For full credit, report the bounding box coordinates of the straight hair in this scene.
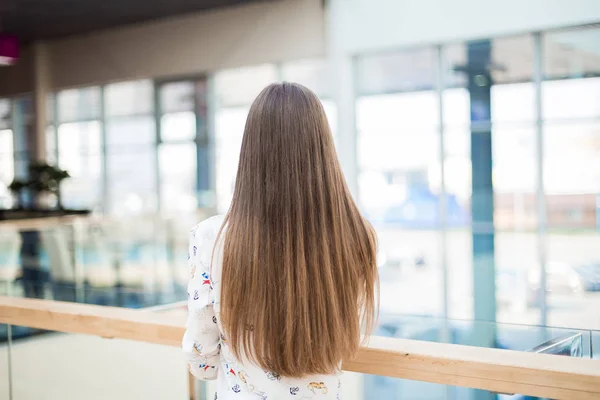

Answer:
[218,82,379,378]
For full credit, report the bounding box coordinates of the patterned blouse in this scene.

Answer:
[182,215,342,400]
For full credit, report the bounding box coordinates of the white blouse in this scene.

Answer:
[182,215,342,400]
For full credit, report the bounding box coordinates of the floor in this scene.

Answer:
[0,333,189,400]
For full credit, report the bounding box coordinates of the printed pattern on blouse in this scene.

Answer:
[182,215,343,399]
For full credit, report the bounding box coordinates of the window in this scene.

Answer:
[57,121,103,210]
[57,87,101,123]
[157,79,208,214]
[541,26,600,330]
[105,80,153,117]
[104,80,157,215]
[104,115,156,215]
[356,47,443,317]
[54,87,102,210]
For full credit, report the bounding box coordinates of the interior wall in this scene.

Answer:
[0,46,34,97]
[0,0,325,95]
[330,0,600,54]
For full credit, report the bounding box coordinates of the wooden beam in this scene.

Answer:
[1,296,599,399]
[0,216,83,230]
[0,296,185,347]
[343,336,600,400]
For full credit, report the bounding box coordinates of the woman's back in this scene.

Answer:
[183,83,378,399]
[184,215,342,399]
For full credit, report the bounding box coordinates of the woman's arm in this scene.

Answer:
[182,227,220,380]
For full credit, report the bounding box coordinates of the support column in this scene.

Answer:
[467,40,497,325]
[467,40,497,400]
[195,78,212,209]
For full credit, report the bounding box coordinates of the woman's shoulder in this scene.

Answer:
[190,214,226,247]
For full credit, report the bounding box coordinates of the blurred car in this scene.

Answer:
[572,263,600,291]
[525,261,599,307]
[528,262,584,295]
[378,248,426,269]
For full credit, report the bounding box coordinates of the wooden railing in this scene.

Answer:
[1,296,600,400]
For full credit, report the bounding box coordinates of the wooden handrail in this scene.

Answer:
[0,215,85,230]
[1,296,599,399]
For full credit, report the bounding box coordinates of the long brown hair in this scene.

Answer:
[219,82,378,378]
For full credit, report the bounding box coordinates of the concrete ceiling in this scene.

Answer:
[0,0,275,43]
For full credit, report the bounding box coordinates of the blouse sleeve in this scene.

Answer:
[182,226,220,380]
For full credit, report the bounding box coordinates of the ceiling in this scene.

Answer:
[0,0,272,43]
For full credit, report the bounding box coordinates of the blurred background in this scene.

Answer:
[0,0,599,399]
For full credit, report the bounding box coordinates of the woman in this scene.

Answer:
[183,82,379,399]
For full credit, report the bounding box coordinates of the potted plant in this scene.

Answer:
[29,162,70,209]
[8,179,28,209]
[7,163,70,210]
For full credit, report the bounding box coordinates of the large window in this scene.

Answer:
[157,80,206,214]
[441,37,538,323]
[104,80,157,215]
[356,47,444,317]
[355,27,600,331]
[542,26,600,329]
[56,87,103,211]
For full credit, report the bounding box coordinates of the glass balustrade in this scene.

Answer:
[1,299,597,400]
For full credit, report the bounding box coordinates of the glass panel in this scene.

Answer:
[105,80,154,117]
[215,64,278,107]
[543,122,600,330]
[215,107,248,213]
[357,46,442,316]
[105,115,155,147]
[357,91,440,130]
[442,88,469,126]
[46,125,57,164]
[161,111,196,142]
[442,37,537,325]
[594,330,600,359]
[160,81,195,113]
[6,217,184,306]
[57,86,101,122]
[542,78,600,120]
[159,143,197,214]
[57,121,103,210]
[542,27,600,332]
[104,116,157,215]
[445,35,534,86]
[492,83,535,123]
[544,122,599,200]
[544,26,600,80]
[106,147,157,215]
[281,59,331,98]
[357,48,437,95]
[0,129,14,180]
